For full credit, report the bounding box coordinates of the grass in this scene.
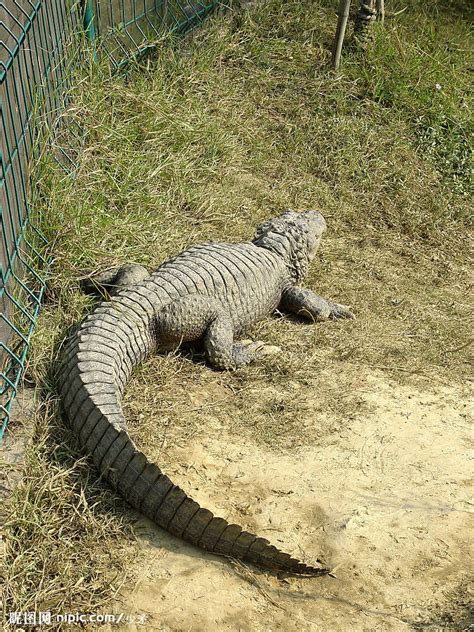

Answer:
[2,401,135,616]
[4,0,472,622]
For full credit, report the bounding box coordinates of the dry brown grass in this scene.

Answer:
[2,399,137,620]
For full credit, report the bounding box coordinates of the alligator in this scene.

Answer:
[58,211,354,576]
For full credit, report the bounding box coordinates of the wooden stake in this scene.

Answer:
[376,0,385,23]
[332,0,352,70]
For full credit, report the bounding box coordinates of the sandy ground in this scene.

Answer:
[103,372,473,631]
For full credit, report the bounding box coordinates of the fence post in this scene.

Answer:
[83,0,96,42]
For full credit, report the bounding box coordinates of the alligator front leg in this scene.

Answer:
[280,286,355,322]
[155,295,265,370]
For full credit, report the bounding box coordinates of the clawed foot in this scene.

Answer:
[329,302,355,320]
[234,340,281,366]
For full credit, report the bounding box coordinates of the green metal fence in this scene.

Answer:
[0,0,220,439]
[90,1,217,68]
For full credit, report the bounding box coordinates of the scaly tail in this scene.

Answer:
[59,303,329,576]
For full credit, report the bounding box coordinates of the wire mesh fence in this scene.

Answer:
[0,0,220,438]
[90,1,217,68]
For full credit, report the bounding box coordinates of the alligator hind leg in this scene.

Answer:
[81,264,150,296]
[204,314,265,370]
[155,295,266,370]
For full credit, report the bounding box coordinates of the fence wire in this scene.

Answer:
[90,1,217,68]
[0,0,220,438]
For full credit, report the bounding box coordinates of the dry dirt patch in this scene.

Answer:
[108,372,472,631]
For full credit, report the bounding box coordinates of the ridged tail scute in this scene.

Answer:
[59,310,329,577]
[97,428,329,576]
